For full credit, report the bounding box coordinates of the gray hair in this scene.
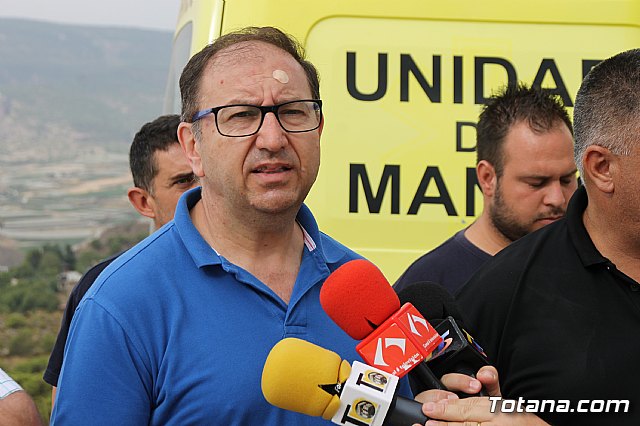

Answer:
[573,49,640,175]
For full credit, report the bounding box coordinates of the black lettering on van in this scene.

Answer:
[582,59,601,80]
[453,56,463,104]
[466,167,481,216]
[532,58,572,107]
[400,54,441,103]
[346,52,388,101]
[474,57,517,104]
[456,121,477,152]
[408,167,457,216]
[349,164,400,214]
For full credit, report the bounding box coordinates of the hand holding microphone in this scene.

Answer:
[261,337,431,426]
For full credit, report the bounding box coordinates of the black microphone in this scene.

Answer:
[397,282,490,396]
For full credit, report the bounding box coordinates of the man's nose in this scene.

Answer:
[255,112,287,151]
[544,181,567,207]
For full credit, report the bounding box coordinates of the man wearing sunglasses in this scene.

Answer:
[51,27,403,425]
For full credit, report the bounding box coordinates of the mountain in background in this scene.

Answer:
[0,18,173,157]
[0,19,175,255]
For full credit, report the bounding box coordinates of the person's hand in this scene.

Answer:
[441,366,501,397]
[414,366,501,405]
[415,389,461,404]
[413,366,548,426]
[418,396,549,426]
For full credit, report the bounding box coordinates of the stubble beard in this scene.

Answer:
[489,181,565,243]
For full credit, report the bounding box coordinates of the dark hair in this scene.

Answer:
[179,26,320,129]
[574,48,640,175]
[476,83,573,176]
[129,114,181,193]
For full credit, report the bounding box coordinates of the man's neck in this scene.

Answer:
[464,212,511,256]
[583,204,640,283]
[191,195,304,304]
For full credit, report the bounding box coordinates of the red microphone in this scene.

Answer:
[320,259,444,387]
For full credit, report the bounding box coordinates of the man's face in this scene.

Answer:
[488,121,578,242]
[185,42,322,216]
[148,143,197,228]
[613,145,640,232]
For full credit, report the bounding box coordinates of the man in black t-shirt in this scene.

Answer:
[449,49,640,425]
[395,85,578,295]
[44,115,197,404]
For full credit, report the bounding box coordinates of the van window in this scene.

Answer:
[163,22,193,114]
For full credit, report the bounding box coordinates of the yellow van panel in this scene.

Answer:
[170,0,640,282]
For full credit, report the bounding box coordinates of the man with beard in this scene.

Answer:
[448,48,640,426]
[394,84,578,295]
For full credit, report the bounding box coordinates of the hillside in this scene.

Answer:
[0,18,173,155]
[0,19,174,249]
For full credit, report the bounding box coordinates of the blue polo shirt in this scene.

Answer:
[52,188,388,425]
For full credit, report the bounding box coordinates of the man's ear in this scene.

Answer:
[476,160,497,197]
[582,145,615,194]
[178,122,204,177]
[127,187,156,220]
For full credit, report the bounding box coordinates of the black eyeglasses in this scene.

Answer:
[191,99,323,137]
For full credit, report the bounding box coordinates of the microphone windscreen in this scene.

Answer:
[396,281,462,322]
[320,259,400,340]
[261,338,349,419]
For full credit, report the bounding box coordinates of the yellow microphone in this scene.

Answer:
[261,337,350,420]
[261,338,429,426]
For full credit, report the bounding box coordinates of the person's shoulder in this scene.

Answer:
[394,231,469,283]
[296,204,360,264]
[456,219,567,301]
[69,253,121,301]
[86,224,179,300]
[317,231,363,265]
[417,231,472,262]
[488,217,567,267]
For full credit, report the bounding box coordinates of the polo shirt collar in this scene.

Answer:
[174,187,348,268]
[295,203,348,264]
[567,185,609,267]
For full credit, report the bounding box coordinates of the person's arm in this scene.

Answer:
[46,257,117,411]
[0,370,43,426]
[50,299,152,425]
[0,391,43,426]
[46,287,82,412]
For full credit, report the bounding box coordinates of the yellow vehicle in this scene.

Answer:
[163,0,640,282]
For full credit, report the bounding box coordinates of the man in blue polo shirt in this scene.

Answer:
[51,27,410,425]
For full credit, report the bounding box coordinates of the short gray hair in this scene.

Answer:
[573,49,640,175]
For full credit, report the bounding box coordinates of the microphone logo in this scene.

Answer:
[334,361,399,426]
[373,337,406,366]
[407,313,429,336]
[356,303,443,377]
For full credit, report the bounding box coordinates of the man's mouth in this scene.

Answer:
[538,215,563,222]
[252,164,292,174]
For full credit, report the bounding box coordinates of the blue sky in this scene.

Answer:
[0,0,178,31]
